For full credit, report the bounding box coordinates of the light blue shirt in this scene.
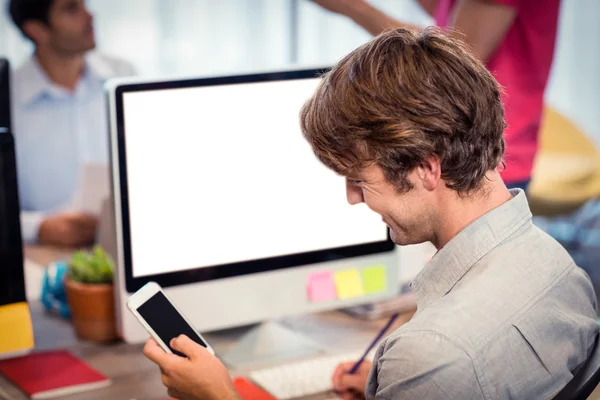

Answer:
[10,53,134,243]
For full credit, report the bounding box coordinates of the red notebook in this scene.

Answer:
[0,350,110,399]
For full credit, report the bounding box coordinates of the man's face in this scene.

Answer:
[345,164,435,246]
[45,0,95,55]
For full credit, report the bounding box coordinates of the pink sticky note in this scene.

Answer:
[307,271,337,302]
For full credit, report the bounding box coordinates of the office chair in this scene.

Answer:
[554,335,600,400]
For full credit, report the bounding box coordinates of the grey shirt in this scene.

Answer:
[366,189,599,400]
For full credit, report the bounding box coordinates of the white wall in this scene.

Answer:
[2,0,598,135]
[545,0,600,150]
[0,0,429,76]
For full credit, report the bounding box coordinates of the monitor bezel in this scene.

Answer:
[0,57,27,306]
[113,68,395,293]
[0,59,10,131]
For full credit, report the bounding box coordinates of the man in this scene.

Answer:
[314,0,600,323]
[9,0,134,247]
[142,29,599,399]
[310,0,561,192]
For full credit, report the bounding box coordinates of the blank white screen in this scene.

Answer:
[123,78,387,277]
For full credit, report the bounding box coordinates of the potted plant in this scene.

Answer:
[64,246,118,342]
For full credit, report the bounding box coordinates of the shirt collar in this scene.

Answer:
[410,188,532,309]
[84,52,121,81]
[16,53,116,106]
[16,56,61,106]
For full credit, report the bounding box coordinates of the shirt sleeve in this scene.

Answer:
[113,59,137,77]
[20,211,45,244]
[121,60,137,76]
[370,331,484,400]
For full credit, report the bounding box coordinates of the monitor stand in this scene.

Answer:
[218,321,326,369]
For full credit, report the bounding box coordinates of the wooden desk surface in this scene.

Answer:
[0,303,413,400]
[0,246,414,400]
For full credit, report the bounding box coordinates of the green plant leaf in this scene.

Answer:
[67,245,114,284]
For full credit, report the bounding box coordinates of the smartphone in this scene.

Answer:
[127,281,214,357]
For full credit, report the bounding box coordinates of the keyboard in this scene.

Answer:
[248,351,372,399]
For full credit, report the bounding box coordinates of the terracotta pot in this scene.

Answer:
[64,278,118,342]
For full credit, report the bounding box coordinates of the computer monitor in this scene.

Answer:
[0,57,34,358]
[106,68,398,365]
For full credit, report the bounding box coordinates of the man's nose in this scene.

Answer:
[346,181,364,205]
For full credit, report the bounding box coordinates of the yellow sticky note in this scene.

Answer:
[362,265,387,294]
[334,269,364,299]
[0,302,34,355]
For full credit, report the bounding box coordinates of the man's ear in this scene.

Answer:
[22,20,50,46]
[416,155,441,190]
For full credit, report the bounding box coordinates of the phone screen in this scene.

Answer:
[137,291,208,357]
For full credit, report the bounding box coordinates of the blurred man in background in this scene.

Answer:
[311,0,561,192]
[9,0,134,247]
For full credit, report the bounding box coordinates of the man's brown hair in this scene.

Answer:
[300,27,506,194]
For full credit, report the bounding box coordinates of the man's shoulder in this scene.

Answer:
[11,56,36,82]
[377,326,477,377]
[383,327,470,358]
[9,56,45,108]
[486,216,573,267]
[397,252,592,351]
[382,296,598,399]
[369,328,482,398]
[86,52,136,78]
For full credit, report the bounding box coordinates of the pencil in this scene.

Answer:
[349,312,399,374]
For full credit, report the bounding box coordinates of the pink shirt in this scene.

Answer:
[435,0,560,183]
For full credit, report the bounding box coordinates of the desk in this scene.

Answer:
[8,246,600,400]
[0,246,415,400]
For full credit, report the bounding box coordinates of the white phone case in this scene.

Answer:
[126,281,215,355]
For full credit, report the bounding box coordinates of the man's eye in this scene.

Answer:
[64,1,79,13]
[348,179,362,186]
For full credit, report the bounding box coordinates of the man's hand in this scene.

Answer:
[38,212,98,247]
[332,361,371,400]
[143,335,240,400]
[310,0,367,17]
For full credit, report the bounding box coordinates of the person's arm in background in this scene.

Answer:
[310,0,516,63]
[418,0,440,18]
[20,211,46,245]
[449,0,516,62]
[16,159,98,247]
[21,211,97,247]
[310,0,423,34]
